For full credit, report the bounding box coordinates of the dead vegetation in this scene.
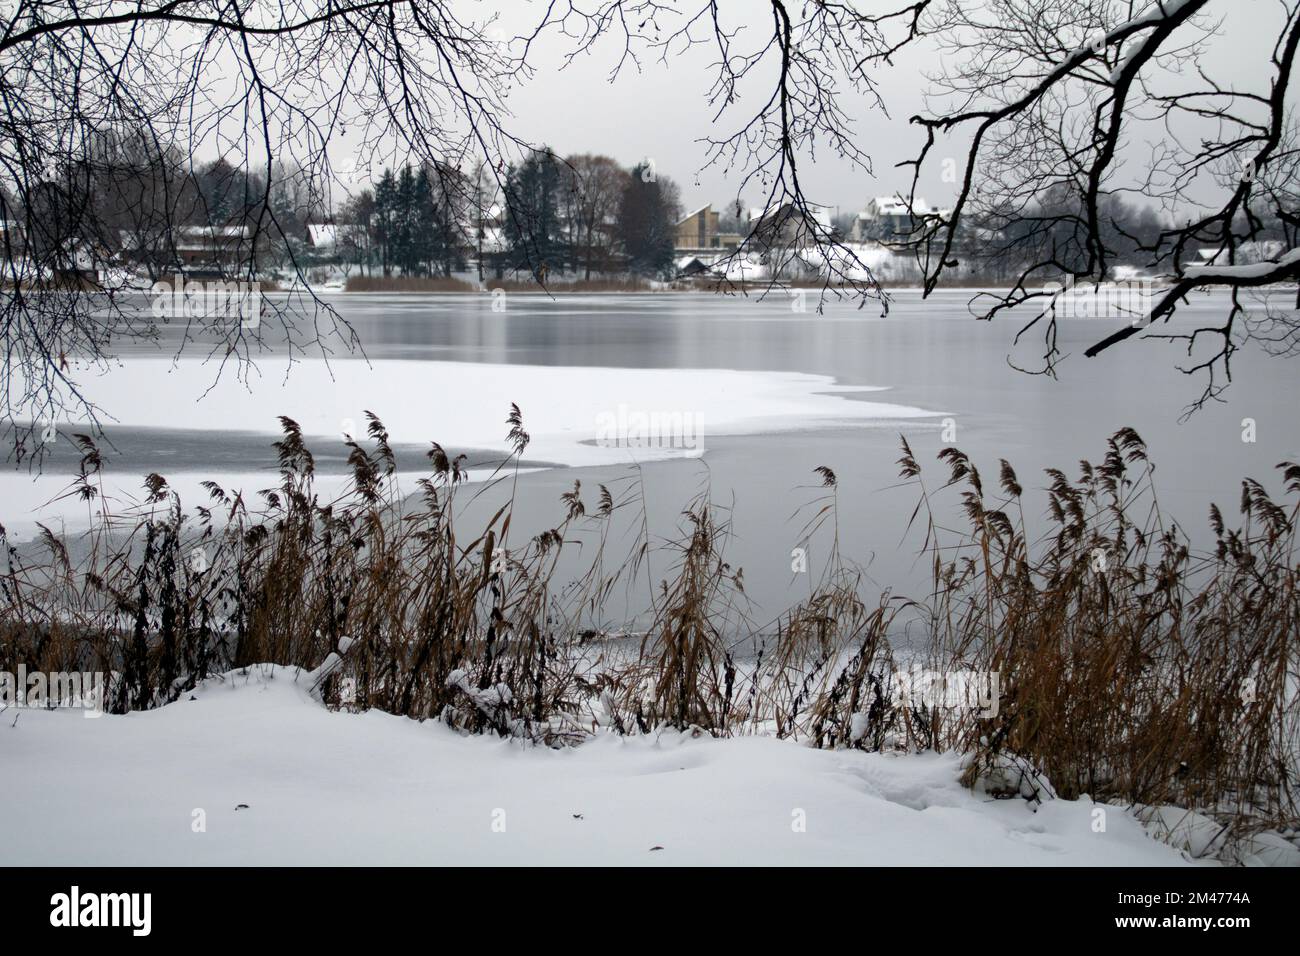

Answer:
[2,414,1296,843]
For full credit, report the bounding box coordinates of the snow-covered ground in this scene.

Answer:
[0,665,1211,866]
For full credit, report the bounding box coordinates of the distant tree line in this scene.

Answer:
[934,185,1238,282]
[497,151,682,281]
[0,130,323,278]
[13,136,1278,290]
[1,136,687,284]
[336,149,682,282]
[335,164,469,278]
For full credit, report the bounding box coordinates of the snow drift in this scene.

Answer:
[0,665,1218,866]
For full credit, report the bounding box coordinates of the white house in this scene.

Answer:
[850,196,951,242]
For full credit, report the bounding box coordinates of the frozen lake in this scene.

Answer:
[5,288,1297,617]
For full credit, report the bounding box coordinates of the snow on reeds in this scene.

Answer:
[2,412,1296,843]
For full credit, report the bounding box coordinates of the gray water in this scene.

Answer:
[17,288,1300,622]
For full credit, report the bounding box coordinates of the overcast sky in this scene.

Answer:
[482,0,1271,217]
[254,0,1278,218]
[492,0,934,217]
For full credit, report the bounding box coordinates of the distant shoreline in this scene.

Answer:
[325,279,1168,294]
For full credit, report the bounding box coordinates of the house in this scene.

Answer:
[307,222,369,256]
[675,204,721,251]
[746,202,832,250]
[1186,241,1287,270]
[307,223,339,252]
[674,205,745,259]
[174,225,253,266]
[0,219,23,254]
[119,224,255,271]
[850,196,951,242]
[674,254,716,277]
[42,237,114,284]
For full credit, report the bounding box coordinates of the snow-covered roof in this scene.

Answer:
[308,223,337,248]
[676,204,713,225]
[1193,240,1286,264]
[865,196,925,218]
[1186,245,1298,279]
[479,226,508,254]
[748,203,832,228]
[674,253,721,271]
[178,225,251,239]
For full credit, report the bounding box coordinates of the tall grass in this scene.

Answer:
[893,431,1299,822]
[2,415,1296,840]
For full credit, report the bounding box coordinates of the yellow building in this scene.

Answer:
[675,204,721,251]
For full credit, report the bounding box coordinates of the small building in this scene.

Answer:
[118,224,255,272]
[175,225,253,266]
[44,238,113,284]
[746,203,832,251]
[307,222,369,257]
[1186,241,1287,270]
[676,204,721,251]
[307,223,339,253]
[0,219,23,254]
[674,254,715,277]
[851,196,950,242]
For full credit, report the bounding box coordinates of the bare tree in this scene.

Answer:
[561,154,627,280]
[2,1,920,452]
[27,0,1265,451]
[0,0,531,452]
[542,1,927,300]
[896,0,1300,410]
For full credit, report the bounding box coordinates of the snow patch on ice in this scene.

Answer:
[1,358,942,535]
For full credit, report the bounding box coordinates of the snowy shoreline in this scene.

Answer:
[0,665,1207,866]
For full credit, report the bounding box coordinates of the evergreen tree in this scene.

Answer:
[374,168,397,276]
[395,165,416,275]
[617,163,680,277]
[195,157,252,226]
[409,166,436,275]
[503,148,566,280]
